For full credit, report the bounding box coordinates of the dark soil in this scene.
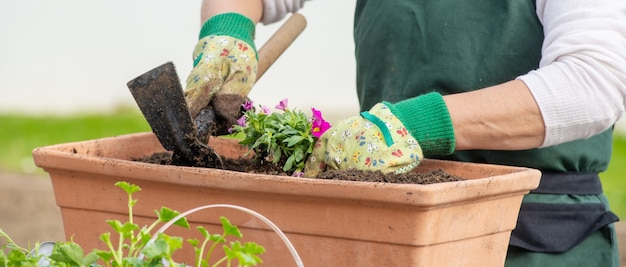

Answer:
[317,168,465,184]
[133,152,466,185]
[168,134,224,168]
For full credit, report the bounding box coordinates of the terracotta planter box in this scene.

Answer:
[32,132,540,267]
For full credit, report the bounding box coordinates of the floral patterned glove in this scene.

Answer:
[184,13,258,121]
[304,103,423,177]
[304,92,456,178]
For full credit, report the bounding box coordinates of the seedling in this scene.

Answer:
[0,181,265,267]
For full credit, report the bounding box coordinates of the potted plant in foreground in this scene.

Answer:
[1,181,302,266]
[32,99,541,266]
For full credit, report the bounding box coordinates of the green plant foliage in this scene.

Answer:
[0,182,264,267]
[230,99,330,175]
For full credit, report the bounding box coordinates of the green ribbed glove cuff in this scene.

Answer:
[199,13,256,51]
[384,92,455,156]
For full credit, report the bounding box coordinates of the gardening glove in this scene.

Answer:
[304,92,455,178]
[184,13,258,138]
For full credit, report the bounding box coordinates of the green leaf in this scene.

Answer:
[157,207,190,229]
[284,135,304,147]
[141,238,169,259]
[0,250,7,265]
[197,226,210,238]
[99,232,111,243]
[187,238,200,247]
[107,220,139,238]
[115,181,142,195]
[281,128,300,136]
[306,136,315,153]
[95,249,114,262]
[106,220,123,233]
[6,249,28,265]
[223,241,264,266]
[220,217,242,238]
[239,136,257,146]
[210,233,226,243]
[83,250,101,266]
[123,256,146,266]
[141,233,183,265]
[250,138,266,152]
[270,145,282,164]
[294,146,305,162]
[137,230,153,248]
[283,156,295,172]
[242,242,265,256]
[49,242,86,265]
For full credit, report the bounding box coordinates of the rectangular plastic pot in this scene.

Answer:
[32,132,541,266]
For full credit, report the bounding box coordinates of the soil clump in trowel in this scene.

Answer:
[194,94,248,140]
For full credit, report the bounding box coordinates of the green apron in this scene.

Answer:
[353,0,619,265]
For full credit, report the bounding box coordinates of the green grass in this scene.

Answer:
[1,111,625,218]
[0,109,150,174]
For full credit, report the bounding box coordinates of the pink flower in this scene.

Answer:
[311,108,331,138]
[237,115,247,127]
[261,105,270,114]
[275,98,288,111]
[242,100,254,111]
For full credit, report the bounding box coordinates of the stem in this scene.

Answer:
[103,237,122,265]
[116,232,125,265]
[196,237,211,267]
[128,197,134,226]
[130,220,161,258]
[211,256,228,267]
[126,193,136,255]
[0,230,27,253]
[205,239,221,265]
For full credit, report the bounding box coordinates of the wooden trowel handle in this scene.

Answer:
[256,13,307,82]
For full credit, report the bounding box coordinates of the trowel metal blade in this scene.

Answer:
[127,61,197,160]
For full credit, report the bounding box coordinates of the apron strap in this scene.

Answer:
[531,172,603,195]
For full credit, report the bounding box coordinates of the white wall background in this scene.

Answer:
[0,0,360,120]
[1,0,624,131]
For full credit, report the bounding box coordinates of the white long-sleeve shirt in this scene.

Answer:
[518,0,626,147]
[262,0,626,148]
[261,0,309,25]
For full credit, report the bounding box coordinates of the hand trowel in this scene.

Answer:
[127,13,306,167]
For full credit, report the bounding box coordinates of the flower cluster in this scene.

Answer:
[230,99,331,176]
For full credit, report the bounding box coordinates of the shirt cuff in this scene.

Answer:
[199,13,256,51]
[384,92,455,156]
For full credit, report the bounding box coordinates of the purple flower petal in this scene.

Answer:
[275,98,288,111]
[237,115,247,127]
[311,108,323,121]
[311,107,331,138]
[242,100,254,111]
[261,105,270,114]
